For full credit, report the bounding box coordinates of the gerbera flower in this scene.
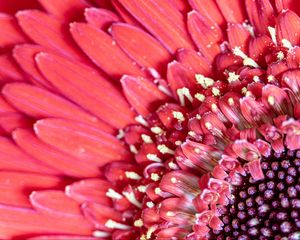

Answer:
[0,0,299,239]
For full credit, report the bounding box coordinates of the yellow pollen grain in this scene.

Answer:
[267,75,275,82]
[175,140,182,146]
[277,51,284,61]
[137,185,147,193]
[227,72,240,83]
[253,76,260,82]
[134,219,143,227]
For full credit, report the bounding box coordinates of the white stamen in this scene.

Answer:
[166,211,176,217]
[129,144,138,154]
[194,93,206,102]
[146,154,162,162]
[146,201,155,208]
[233,47,248,59]
[177,87,193,106]
[188,131,196,137]
[277,51,284,61]
[253,76,260,82]
[134,219,143,227]
[137,185,147,193]
[282,38,293,50]
[233,47,259,68]
[150,126,164,134]
[158,84,172,96]
[151,173,160,181]
[228,98,235,106]
[171,177,177,183]
[268,26,277,45]
[211,103,218,112]
[157,144,175,154]
[116,129,125,139]
[194,148,201,154]
[168,161,178,169]
[125,171,142,180]
[241,87,248,95]
[243,22,255,37]
[141,134,153,143]
[196,114,201,120]
[106,188,122,200]
[122,191,142,208]
[195,74,215,89]
[175,140,182,146]
[135,115,149,127]
[205,122,213,130]
[154,187,162,195]
[105,219,131,230]
[172,111,185,121]
[146,226,156,239]
[267,75,275,82]
[268,95,275,105]
[93,230,110,238]
[227,72,240,83]
[212,87,220,96]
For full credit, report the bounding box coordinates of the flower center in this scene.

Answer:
[208,151,300,240]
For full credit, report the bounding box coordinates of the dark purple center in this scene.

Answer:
[208,150,300,240]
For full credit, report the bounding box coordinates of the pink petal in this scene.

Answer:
[121,75,169,117]
[30,190,83,217]
[85,7,121,29]
[2,82,115,133]
[13,44,54,89]
[0,136,58,174]
[276,10,300,46]
[0,0,41,14]
[247,159,264,180]
[16,10,86,61]
[111,23,172,72]
[168,0,190,13]
[0,171,64,207]
[13,128,103,178]
[232,139,261,162]
[216,0,247,23]
[34,118,131,165]
[0,13,27,49]
[177,48,212,77]
[118,0,195,53]
[227,23,251,52]
[29,236,98,240]
[187,11,222,62]
[0,204,93,238]
[35,52,135,129]
[0,54,26,83]
[38,0,90,21]
[188,0,226,28]
[249,35,274,64]
[275,0,300,16]
[245,0,275,35]
[70,22,145,80]
[66,179,113,206]
[0,95,16,113]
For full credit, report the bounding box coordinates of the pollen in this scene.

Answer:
[150,126,164,134]
[177,87,193,106]
[172,111,185,121]
[194,93,206,102]
[134,219,144,227]
[195,74,215,89]
[268,95,275,105]
[150,173,160,181]
[227,72,240,83]
[125,171,142,180]
[141,134,153,143]
[157,144,175,154]
[146,154,162,162]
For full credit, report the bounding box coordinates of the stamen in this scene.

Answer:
[146,154,162,162]
[93,230,111,237]
[195,74,215,89]
[135,115,149,126]
[233,47,259,68]
[277,51,285,61]
[125,171,142,180]
[177,87,193,106]
[171,177,177,183]
[116,129,125,139]
[106,188,123,200]
[151,173,160,181]
[267,95,275,105]
[154,187,162,195]
[172,111,185,121]
[146,201,155,208]
[175,140,182,146]
[168,161,178,169]
[227,72,240,83]
[157,144,175,154]
[134,219,144,227]
[268,26,277,45]
[282,39,293,50]
[212,87,220,96]
[137,185,147,192]
[122,191,142,208]
[105,219,131,230]
[141,134,153,143]
[194,93,206,102]
[150,126,164,135]
[129,144,138,154]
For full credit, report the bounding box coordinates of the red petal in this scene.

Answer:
[187,11,222,62]
[0,204,92,238]
[0,95,16,113]
[38,0,89,21]
[66,179,112,206]
[13,44,54,89]
[276,10,300,46]
[0,171,64,207]
[275,0,300,16]
[216,0,247,23]
[0,112,32,133]
[169,0,190,13]
[121,75,169,117]
[34,118,131,165]
[232,139,261,162]
[0,54,25,83]
[29,236,97,240]
[35,52,135,129]
[111,23,172,72]
[30,190,83,217]
[70,22,145,80]
[85,7,121,29]
[13,128,103,178]
[188,0,226,28]
[0,136,58,174]
[245,0,275,35]
[177,48,212,77]
[2,83,114,133]
[16,10,85,61]
[247,159,264,180]
[118,0,195,53]
[249,35,274,64]
[0,13,27,49]
[227,23,251,52]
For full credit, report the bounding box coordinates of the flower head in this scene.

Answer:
[0,0,299,239]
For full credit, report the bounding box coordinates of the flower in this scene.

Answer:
[0,0,300,239]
